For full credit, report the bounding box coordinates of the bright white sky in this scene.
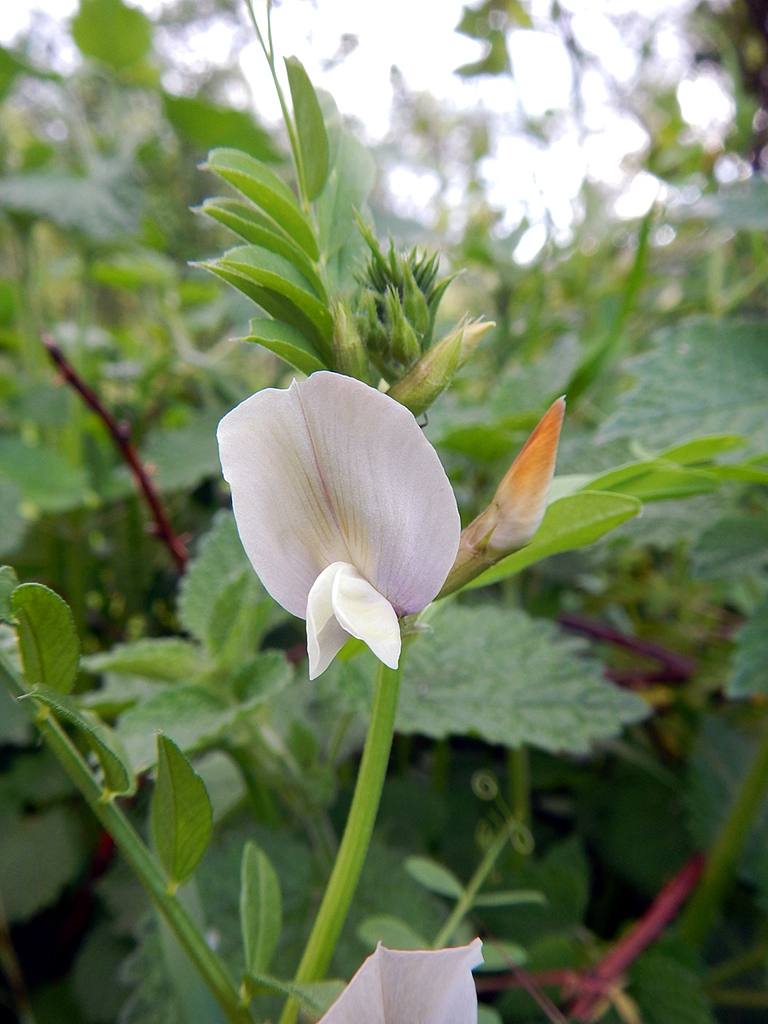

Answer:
[1,0,738,260]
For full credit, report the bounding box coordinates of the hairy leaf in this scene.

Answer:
[398,605,647,753]
[599,319,768,449]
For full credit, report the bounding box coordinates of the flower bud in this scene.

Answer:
[387,325,463,416]
[386,285,421,366]
[486,396,565,553]
[456,317,494,367]
[439,397,565,597]
[333,298,370,381]
[402,259,431,343]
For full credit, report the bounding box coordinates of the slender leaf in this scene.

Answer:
[241,318,326,375]
[203,257,332,360]
[214,245,331,337]
[285,56,330,201]
[467,491,641,590]
[198,198,326,298]
[11,583,79,695]
[22,687,135,796]
[244,972,345,1018]
[203,148,318,259]
[473,890,547,908]
[152,734,213,887]
[404,856,464,899]
[240,840,282,974]
[659,434,746,465]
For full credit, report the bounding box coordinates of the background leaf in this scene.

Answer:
[599,319,768,449]
[398,605,647,753]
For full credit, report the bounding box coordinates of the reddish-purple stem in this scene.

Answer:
[568,852,705,1021]
[476,853,705,1022]
[42,333,188,571]
[559,612,696,687]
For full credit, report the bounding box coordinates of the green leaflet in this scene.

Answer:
[356,915,428,951]
[404,856,464,899]
[12,583,79,695]
[152,734,213,888]
[204,259,332,361]
[467,491,641,589]
[21,687,135,796]
[285,56,330,201]
[212,244,331,338]
[240,841,282,974]
[240,318,326,375]
[202,148,318,259]
[399,605,647,754]
[588,461,720,502]
[198,198,326,299]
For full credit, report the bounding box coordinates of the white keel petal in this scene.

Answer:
[331,564,401,670]
[306,563,351,679]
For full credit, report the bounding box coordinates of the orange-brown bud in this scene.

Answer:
[438,397,566,597]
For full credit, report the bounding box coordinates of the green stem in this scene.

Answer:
[279,661,402,1024]
[508,746,530,827]
[243,0,308,210]
[0,655,253,1024]
[432,824,510,949]
[679,723,768,948]
[508,745,530,870]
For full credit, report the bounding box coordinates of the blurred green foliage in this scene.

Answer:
[4,0,768,1022]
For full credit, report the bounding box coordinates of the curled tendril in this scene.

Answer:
[472,770,499,801]
[510,819,534,856]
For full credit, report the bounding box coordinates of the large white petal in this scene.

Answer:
[319,940,483,1024]
[319,951,385,1024]
[378,940,483,1024]
[217,372,460,618]
[331,563,401,670]
[306,563,352,679]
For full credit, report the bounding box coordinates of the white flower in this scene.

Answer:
[319,940,484,1024]
[217,372,460,679]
